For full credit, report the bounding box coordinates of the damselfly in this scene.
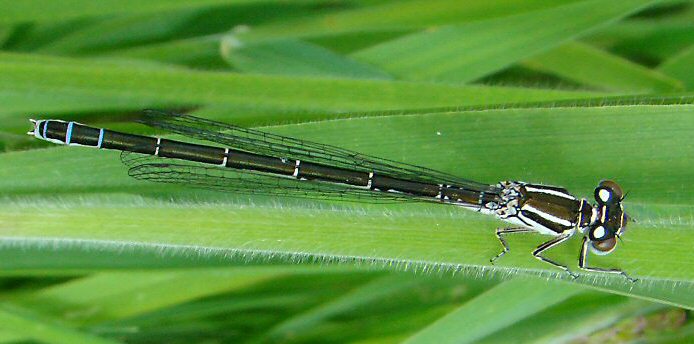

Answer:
[28,110,635,281]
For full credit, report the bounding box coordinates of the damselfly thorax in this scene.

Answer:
[28,111,635,281]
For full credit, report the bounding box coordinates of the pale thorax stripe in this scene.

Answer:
[522,204,574,228]
[515,213,559,235]
[524,186,577,200]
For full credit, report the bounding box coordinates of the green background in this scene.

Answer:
[0,0,693,343]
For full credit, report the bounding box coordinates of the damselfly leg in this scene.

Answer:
[532,233,578,279]
[490,227,535,264]
[492,227,579,279]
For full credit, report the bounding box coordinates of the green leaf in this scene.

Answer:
[243,276,494,343]
[404,278,583,344]
[103,290,339,329]
[643,321,694,343]
[0,238,287,274]
[0,131,43,152]
[352,0,658,82]
[15,266,347,324]
[99,0,648,72]
[34,10,206,55]
[259,274,426,341]
[477,293,661,343]
[1,103,692,308]
[93,271,382,342]
[0,331,24,344]
[1,0,691,340]
[0,52,599,116]
[241,0,578,40]
[32,2,319,55]
[220,37,391,79]
[0,303,118,344]
[0,25,12,47]
[0,0,303,25]
[659,45,694,89]
[590,20,694,63]
[7,18,101,51]
[573,278,694,313]
[523,41,683,92]
[102,35,226,68]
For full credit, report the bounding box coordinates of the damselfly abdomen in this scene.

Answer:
[28,110,635,281]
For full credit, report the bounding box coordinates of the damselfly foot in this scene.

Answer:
[623,273,638,283]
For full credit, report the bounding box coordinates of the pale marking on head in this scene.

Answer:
[600,205,606,223]
[598,188,611,203]
[593,225,606,239]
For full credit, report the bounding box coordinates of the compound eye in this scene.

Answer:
[595,180,624,204]
[590,236,617,255]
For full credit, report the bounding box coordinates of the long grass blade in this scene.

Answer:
[0,0,314,25]
[523,41,683,92]
[1,104,692,308]
[404,278,583,344]
[0,52,600,117]
[352,0,658,82]
[0,303,118,344]
[659,45,694,89]
[220,37,391,79]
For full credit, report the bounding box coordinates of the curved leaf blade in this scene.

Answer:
[353,0,658,82]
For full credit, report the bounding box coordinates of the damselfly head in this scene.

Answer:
[588,180,629,255]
